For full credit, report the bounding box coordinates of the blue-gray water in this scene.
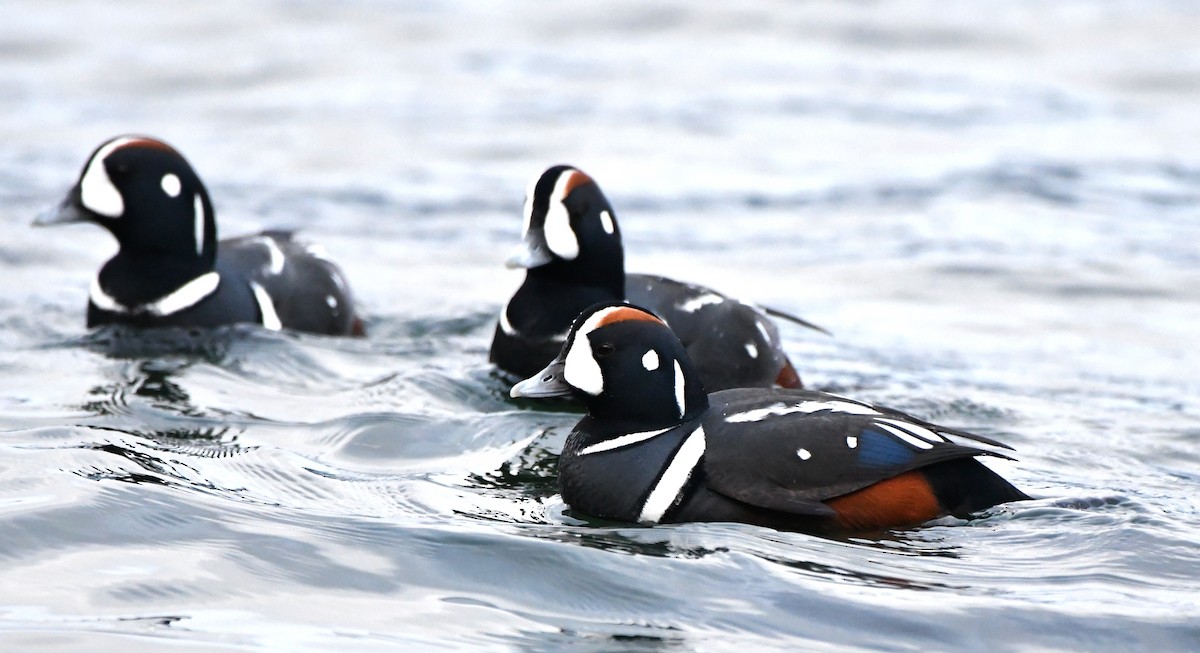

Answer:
[2,1,1199,651]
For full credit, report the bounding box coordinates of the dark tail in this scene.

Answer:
[761,305,833,337]
[922,458,1030,517]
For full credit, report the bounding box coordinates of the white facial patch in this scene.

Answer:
[193,194,206,256]
[642,349,660,371]
[520,171,539,239]
[161,173,181,198]
[673,359,686,418]
[599,209,615,235]
[79,137,135,217]
[543,170,582,260]
[562,306,625,396]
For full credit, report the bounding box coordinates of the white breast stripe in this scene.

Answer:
[638,426,706,524]
[89,271,220,317]
[872,422,935,450]
[250,281,282,330]
[579,427,672,456]
[724,399,879,423]
[499,303,518,336]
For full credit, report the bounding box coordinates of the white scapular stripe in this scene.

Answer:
[678,293,723,313]
[193,194,206,255]
[872,422,935,450]
[724,399,879,423]
[579,427,673,456]
[638,426,706,524]
[250,281,282,330]
[875,418,945,445]
[79,137,135,217]
[90,271,220,317]
[543,170,581,260]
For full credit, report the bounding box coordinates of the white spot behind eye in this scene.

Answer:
[797,448,812,460]
[543,171,580,260]
[161,173,181,197]
[642,349,659,371]
[599,209,615,235]
[79,137,135,218]
[193,194,205,255]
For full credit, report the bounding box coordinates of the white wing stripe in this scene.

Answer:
[874,418,946,444]
[725,399,879,423]
[872,422,935,450]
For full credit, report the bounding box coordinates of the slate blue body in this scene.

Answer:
[513,303,1031,532]
[38,136,362,336]
[491,165,822,391]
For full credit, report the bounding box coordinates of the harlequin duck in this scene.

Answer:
[511,303,1030,532]
[35,136,364,335]
[490,165,827,392]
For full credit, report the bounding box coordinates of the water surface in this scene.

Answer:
[1,1,1198,651]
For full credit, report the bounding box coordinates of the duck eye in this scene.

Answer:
[595,342,615,358]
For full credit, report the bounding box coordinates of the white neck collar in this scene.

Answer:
[90,271,221,317]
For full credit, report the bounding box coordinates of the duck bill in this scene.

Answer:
[510,357,573,399]
[33,197,88,227]
[504,232,554,269]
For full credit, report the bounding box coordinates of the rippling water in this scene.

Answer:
[2,1,1199,650]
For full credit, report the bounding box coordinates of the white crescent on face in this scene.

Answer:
[562,306,619,396]
[543,170,582,260]
[79,137,137,218]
